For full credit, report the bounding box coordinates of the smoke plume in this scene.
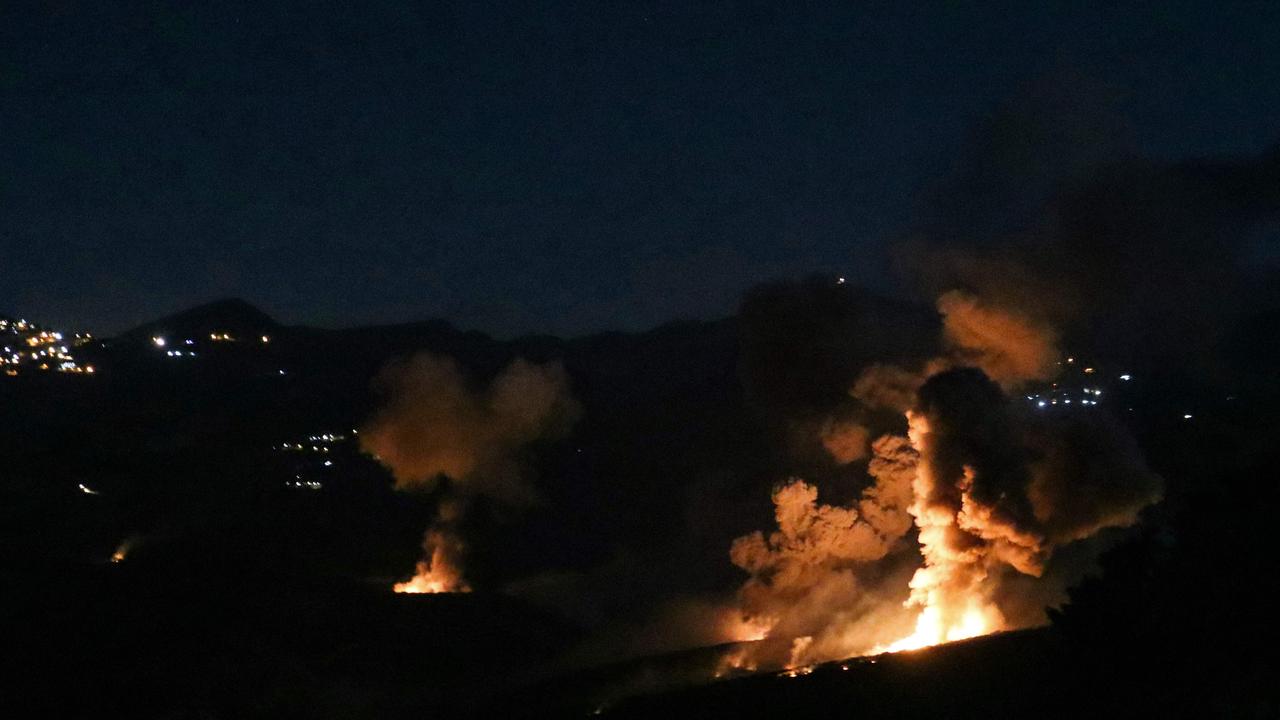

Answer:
[901,83,1280,388]
[885,367,1163,652]
[729,435,919,667]
[936,290,1058,386]
[729,289,1163,667]
[818,419,870,465]
[361,353,579,592]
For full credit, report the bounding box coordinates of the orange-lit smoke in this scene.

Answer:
[361,354,578,503]
[361,353,579,593]
[880,367,1163,654]
[729,291,1162,667]
[936,290,1059,387]
[729,435,918,667]
[875,410,1008,653]
[819,419,870,465]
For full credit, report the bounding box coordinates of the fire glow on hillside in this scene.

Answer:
[392,530,471,594]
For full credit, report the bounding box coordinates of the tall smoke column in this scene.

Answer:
[730,288,1163,667]
[360,353,579,593]
[883,367,1164,652]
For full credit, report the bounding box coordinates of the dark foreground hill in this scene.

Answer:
[5,554,579,718]
[582,628,1261,719]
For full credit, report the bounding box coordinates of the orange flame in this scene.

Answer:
[109,537,136,563]
[874,601,1002,654]
[869,411,1007,654]
[392,543,471,594]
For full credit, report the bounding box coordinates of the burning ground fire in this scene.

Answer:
[725,292,1163,671]
[392,530,471,594]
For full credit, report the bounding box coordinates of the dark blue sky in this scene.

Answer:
[3,1,1278,336]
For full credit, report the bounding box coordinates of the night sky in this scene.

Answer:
[4,1,1279,336]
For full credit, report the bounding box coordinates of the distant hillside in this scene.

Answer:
[115,298,280,346]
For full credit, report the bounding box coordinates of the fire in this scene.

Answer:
[875,602,1002,654]
[868,410,1008,654]
[715,645,759,677]
[724,292,1163,672]
[393,573,466,594]
[392,543,471,594]
[726,614,773,643]
[110,538,134,563]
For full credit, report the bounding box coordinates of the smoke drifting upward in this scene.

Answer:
[886,367,1163,652]
[818,419,869,465]
[847,290,1054,417]
[361,353,579,592]
[729,290,1163,667]
[901,89,1280,387]
[936,290,1058,386]
[361,354,579,505]
[729,435,918,667]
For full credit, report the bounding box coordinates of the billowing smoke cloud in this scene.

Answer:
[361,353,579,592]
[728,435,918,667]
[936,290,1058,386]
[818,419,869,465]
[710,79,1261,677]
[851,290,1056,414]
[728,289,1163,667]
[881,367,1164,652]
[362,354,579,505]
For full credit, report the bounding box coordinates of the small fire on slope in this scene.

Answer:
[109,537,137,564]
[392,530,471,594]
